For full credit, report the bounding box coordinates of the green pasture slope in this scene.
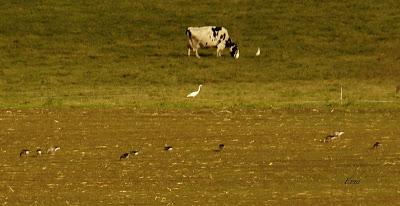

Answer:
[0,0,399,109]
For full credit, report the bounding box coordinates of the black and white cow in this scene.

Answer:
[186,26,239,59]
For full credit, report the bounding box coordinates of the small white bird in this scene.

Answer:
[187,85,202,98]
[256,47,260,56]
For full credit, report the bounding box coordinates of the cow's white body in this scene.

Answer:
[186,26,239,59]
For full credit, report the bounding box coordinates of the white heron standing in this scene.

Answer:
[256,47,260,56]
[187,85,202,98]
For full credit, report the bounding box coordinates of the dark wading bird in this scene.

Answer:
[213,144,225,152]
[372,142,381,149]
[36,149,43,156]
[120,153,130,160]
[324,131,344,142]
[164,145,173,151]
[120,150,139,160]
[19,149,30,157]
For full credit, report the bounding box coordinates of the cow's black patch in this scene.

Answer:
[211,26,222,37]
[226,38,233,47]
[230,46,238,57]
[228,41,239,58]
[186,28,191,38]
[220,33,226,40]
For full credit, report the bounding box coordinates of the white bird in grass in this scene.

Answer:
[256,47,260,56]
[187,85,202,98]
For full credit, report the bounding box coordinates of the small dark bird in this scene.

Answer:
[119,152,131,160]
[372,142,381,149]
[36,149,42,156]
[164,145,173,151]
[213,144,225,152]
[219,144,225,150]
[120,150,139,160]
[19,149,30,157]
[120,152,130,160]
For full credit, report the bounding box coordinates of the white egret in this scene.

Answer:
[187,85,203,98]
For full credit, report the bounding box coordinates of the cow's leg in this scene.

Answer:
[188,39,201,58]
[192,41,201,58]
[195,49,200,58]
[187,39,193,56]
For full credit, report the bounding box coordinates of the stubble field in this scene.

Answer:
[1,108,399,205]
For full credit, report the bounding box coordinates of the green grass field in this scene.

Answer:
[0,0,400,205]
[0,0,399,109]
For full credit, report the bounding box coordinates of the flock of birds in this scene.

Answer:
[119,133,381,161]
[119,131,382,160]
[19,133,381,160]
[119,143,225,160]
[19,146,61,157]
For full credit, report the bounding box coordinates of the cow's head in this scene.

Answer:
[226,38,239,59]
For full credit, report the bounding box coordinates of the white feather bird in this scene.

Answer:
[187,85,202,98]
[256,47,260,56]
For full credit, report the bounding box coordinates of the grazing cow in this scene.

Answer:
[186,26,239,59]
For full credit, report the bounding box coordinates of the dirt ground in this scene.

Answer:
[0,108,399,205]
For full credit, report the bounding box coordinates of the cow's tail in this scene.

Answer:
[185,28,191,38]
